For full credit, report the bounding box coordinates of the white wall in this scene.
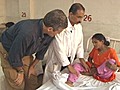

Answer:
[18,0,30,20]
[0,0,5,23]
[33,0,74,18]
[0,0,74,22]
[0,0,31,23]
[0,0,120,49]
[74,0,120,48]
[5,0,20,22]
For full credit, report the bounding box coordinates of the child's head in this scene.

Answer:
[92,33,110,49]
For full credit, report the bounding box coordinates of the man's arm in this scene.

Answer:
[76,24,90,71]
[28,58,40,78]
[8,33,32,69]
[79,58,90,72]
[8,33,33,85]
[53,32,79,75]
[52,33,70,66]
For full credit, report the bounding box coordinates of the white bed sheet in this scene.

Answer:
[37,36,120,90]
[37,72,120,90]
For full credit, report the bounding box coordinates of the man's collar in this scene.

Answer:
[67,18,73,28]
[39,19,44,39]
[66,18,75,32]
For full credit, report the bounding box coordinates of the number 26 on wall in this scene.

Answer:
[83,15,92,22]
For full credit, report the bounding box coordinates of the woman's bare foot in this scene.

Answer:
[65,81,74,87]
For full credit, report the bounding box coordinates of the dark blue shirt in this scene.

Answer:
[1,19,54,67]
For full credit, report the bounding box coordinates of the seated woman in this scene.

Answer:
[66,33,120,87]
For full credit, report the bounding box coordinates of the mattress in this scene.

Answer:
[37,71,120,90]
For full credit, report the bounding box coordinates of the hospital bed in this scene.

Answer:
[37,36,120,90]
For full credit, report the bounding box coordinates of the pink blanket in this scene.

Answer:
[97,59,116,79]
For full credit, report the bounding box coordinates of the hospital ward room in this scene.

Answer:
[0,0,120,90]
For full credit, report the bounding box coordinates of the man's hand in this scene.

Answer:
[68,64,79,77]
[28,65,37,78]
[79,58,90,72]
[83,64,90,72]
[14,73,24,86]
[27,58,39,78]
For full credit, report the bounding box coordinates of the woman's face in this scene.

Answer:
[92,38,104,49]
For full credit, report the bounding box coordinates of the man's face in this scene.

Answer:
[69,9,85,25]
[46,27,64,37]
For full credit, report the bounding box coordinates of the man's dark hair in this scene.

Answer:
[69,3,85,14]
[5,22,14,28]
[43,9,68,30]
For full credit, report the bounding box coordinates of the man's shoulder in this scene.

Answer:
[16,19,41,25]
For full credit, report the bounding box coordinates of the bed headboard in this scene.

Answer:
[85,36,120,59]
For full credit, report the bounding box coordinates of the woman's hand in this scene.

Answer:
[90,67,97,75]
[106,61,117,71]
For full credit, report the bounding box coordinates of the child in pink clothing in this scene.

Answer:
[67,59,116,84]
[65,62,92,87]
[67,63,86,83]
[66,58,117,87]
